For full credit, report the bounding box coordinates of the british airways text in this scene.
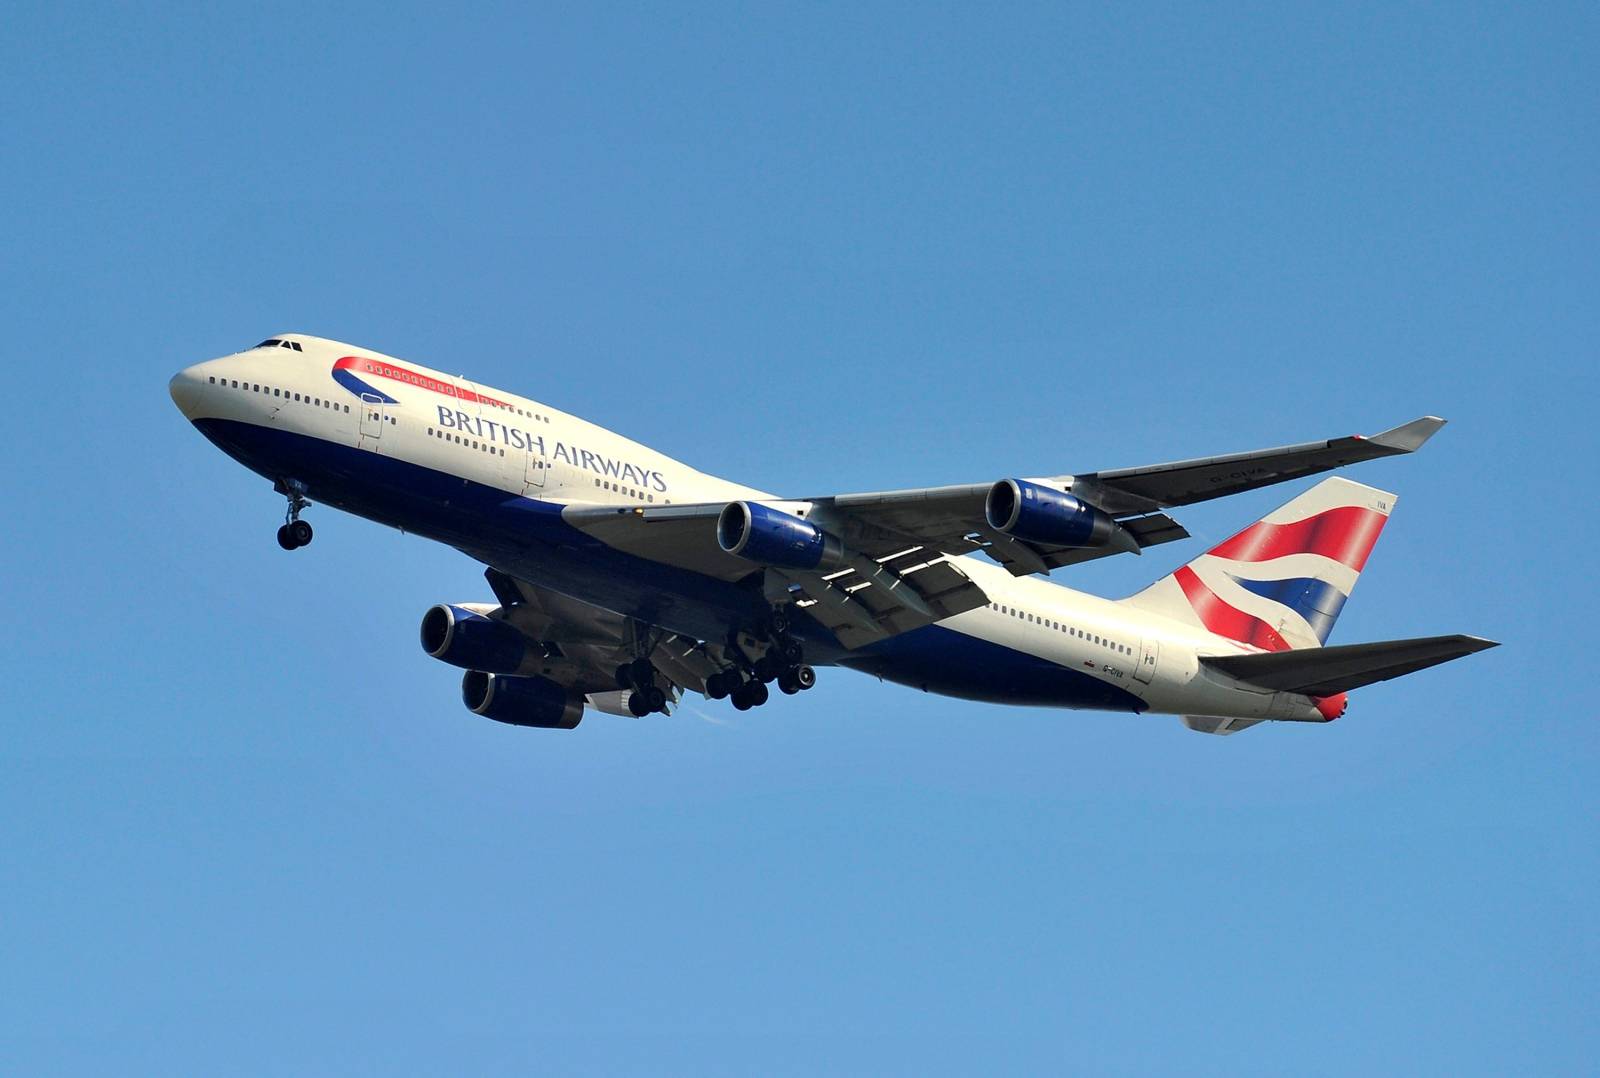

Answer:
[435,406,668,491]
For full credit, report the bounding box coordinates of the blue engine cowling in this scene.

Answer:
[420,604,535,674]
[717,501,845,571]
[461,671,584,730]
[985,479,1122,548]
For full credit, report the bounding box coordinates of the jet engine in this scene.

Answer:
[985,479,1130,550]
[717,501,846,571]
[461,671,584,730]
[420,604,537,674]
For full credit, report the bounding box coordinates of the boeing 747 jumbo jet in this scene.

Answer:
[170,335,1495,735]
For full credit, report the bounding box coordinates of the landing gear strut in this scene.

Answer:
[276,480,314,550]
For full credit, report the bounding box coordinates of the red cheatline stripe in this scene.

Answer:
[1206,505,1388,572]
[1174,567,1292,652]
[333,356,512,408]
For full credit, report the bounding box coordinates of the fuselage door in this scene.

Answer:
[523,431,548,490]
[358,392,385,447]
[1134,636,1159,685]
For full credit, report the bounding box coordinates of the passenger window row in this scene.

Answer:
[426,427,506,456]
[209,376,351,413]
[483,398,552,425]
[988,603,1133,655]
[592,476,656,503]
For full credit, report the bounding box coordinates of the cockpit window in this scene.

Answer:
[253,338,303,351]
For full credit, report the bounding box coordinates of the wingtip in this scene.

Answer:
[1369,415,1447,453]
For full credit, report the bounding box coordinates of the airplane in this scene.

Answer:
[168,334,1496,736]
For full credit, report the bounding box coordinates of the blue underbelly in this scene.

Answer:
[845,625,1147,712]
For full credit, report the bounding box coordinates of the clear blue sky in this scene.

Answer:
[3,3,1594,1073]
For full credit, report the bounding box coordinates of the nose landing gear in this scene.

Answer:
[275,480,314,550]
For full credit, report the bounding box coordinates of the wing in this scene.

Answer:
[482,568,730,712]
[1064,416,1446,516]
[563,416,1443,600]
[804,415,1443,573]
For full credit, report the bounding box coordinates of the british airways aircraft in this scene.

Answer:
[169,334,1494,735]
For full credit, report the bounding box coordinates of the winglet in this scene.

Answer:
[1368,416,1447,453]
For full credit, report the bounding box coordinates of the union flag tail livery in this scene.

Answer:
[1121,477,1392,652]
[170,333,1494,737]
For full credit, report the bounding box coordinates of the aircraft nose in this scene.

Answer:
[168,366,204,418]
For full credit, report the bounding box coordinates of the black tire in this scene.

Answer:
[706,672,731,700]
[794,665,817,691]
[627,691,651,717]
[778,671,799,695]
[753,654,782,683]
[778,638,804,664]
[276,524,296,550]
[748,680,769,707]
[628,658,654,689]
[645,686,667,713]
[768,608,791,635]
[289,520,313,547]
[731,686,753,711]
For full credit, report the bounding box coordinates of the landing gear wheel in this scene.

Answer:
[753,654,783,683]
[794,665,817,691]
[768,608,792,636]
[778,670,800,695]
[747,680,769,708]
[628,658,654,690]
[644,686,667,713]
[276,524,297,550]
[706,672,730,700]
[627,691,651,717]
[778,638,803,664]
[288,520,313,547]
[731,685,754,711]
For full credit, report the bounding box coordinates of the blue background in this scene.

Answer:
[3,4,1594,1073]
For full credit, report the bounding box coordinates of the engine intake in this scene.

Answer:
[461,671,584,730]
[985,479,1126,549]
[717,501,844,571]
[420,604,536,674]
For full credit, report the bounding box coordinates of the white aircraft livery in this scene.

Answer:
[169,335,1495,735]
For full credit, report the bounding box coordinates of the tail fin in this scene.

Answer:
[1119,477,1395,651]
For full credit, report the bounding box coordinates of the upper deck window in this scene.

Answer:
[254,338,303,352]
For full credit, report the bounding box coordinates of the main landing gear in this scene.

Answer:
[707,607,818,711]
[276,480,314,550]
[615,657,668,717]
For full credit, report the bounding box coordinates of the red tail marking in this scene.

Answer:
[1207,506,1388,572]
[1174,567,1293,652]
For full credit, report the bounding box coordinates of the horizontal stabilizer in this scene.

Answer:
[1201,634,1498,697]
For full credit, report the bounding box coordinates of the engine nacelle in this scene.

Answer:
[985,479,1125,549]
[461,671,584,730]
[717,501,845,571]
[420,604,536,674]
